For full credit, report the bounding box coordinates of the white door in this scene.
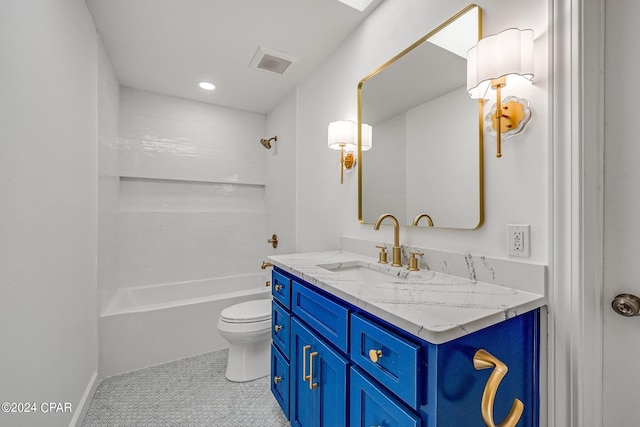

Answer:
[603,0,640,424]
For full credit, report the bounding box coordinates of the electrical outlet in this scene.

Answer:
[507,224,530,257]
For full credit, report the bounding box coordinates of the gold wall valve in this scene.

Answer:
[407,251,424,271]
[261,261,273,269]
[473,349,524,427]
[265,280,271,287]
[369,349,383,363]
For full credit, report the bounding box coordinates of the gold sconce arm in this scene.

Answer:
[473,349,524,427]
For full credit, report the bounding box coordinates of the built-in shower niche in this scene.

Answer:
[118,176,267,289]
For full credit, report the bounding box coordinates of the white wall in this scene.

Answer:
[97,35,121,314]
[293,0,549,263]
[116,89,269,289]
[266,90,298,256]
[0,1,98,426]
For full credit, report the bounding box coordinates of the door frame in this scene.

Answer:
[551,0,604,426]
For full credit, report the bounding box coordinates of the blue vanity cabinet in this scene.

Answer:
[271,270,293,418]
[290,317,349,427]
[271,266,540,427]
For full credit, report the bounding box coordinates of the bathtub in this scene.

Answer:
[100,273,271,378]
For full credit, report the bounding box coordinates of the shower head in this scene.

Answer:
[260,136,277,149]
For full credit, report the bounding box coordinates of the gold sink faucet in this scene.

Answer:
[412,213,434,227]
[374,213,402,267]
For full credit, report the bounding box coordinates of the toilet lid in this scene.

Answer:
[220,299,271,323]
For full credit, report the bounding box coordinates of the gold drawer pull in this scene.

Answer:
[302,345,311,382]
[309,351,319,390]
[274,324,283,333]
[369,349,383,363]
[273,375,283,384]
[275,284,283,291]
[473,349,524,427]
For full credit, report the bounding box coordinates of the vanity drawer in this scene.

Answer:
[350,367,421,427]
[271,344,290,419]
[272,301,291,358]
[272,270,292,309]
[291,281,349,354]
[350,313,421,409]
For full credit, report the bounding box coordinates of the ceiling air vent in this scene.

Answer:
[249,46,298,76]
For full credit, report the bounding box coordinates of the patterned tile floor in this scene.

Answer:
[82,349,290,426]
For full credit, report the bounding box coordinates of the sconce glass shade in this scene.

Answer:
[328,120,373,151]
[328,120,357,151]
[466,28,534,99]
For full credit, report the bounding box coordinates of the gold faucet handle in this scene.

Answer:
[375,245,388,264]
[407,251,424,271]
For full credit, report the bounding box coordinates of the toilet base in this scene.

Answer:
[225,336,271,382]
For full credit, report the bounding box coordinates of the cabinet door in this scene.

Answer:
[291,318,315,427]
[291,318,349,427]
[271,344,290,418]
[314,335,348,427]
[350,367,421,427]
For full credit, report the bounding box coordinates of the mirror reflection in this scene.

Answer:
[358,5,483,229]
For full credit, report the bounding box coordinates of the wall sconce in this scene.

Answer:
[328,120,372,184]
[467,28,534,158]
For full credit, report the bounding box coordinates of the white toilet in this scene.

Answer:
[217,298,272,382]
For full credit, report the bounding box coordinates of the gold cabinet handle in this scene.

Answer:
[369,349,383,363]
[309,351,319,390]
[275,284,283,291]
[302,345,311,382]
[274,324,283,333]
[273,375,283,384]
[473,349,524,427]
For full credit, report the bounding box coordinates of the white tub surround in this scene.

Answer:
[268,250,546,344]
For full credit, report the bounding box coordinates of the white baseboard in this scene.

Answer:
[69,370,99,427]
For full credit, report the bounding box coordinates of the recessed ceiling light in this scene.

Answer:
[198,81,216,91]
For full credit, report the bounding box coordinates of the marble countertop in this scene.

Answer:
[269,250,546,344]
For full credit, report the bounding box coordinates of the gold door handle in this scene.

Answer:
[309,351,319,390]
[274,324,283,333]
[302,345,311,383]
[473,349,524,427]
[273,375,283,384]
[369,349,383,363]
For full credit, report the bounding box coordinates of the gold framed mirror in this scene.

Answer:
[358,4,483,229]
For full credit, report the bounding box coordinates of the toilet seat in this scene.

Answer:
[220,299,271,323]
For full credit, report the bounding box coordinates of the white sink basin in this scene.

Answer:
[318,261,400,283]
